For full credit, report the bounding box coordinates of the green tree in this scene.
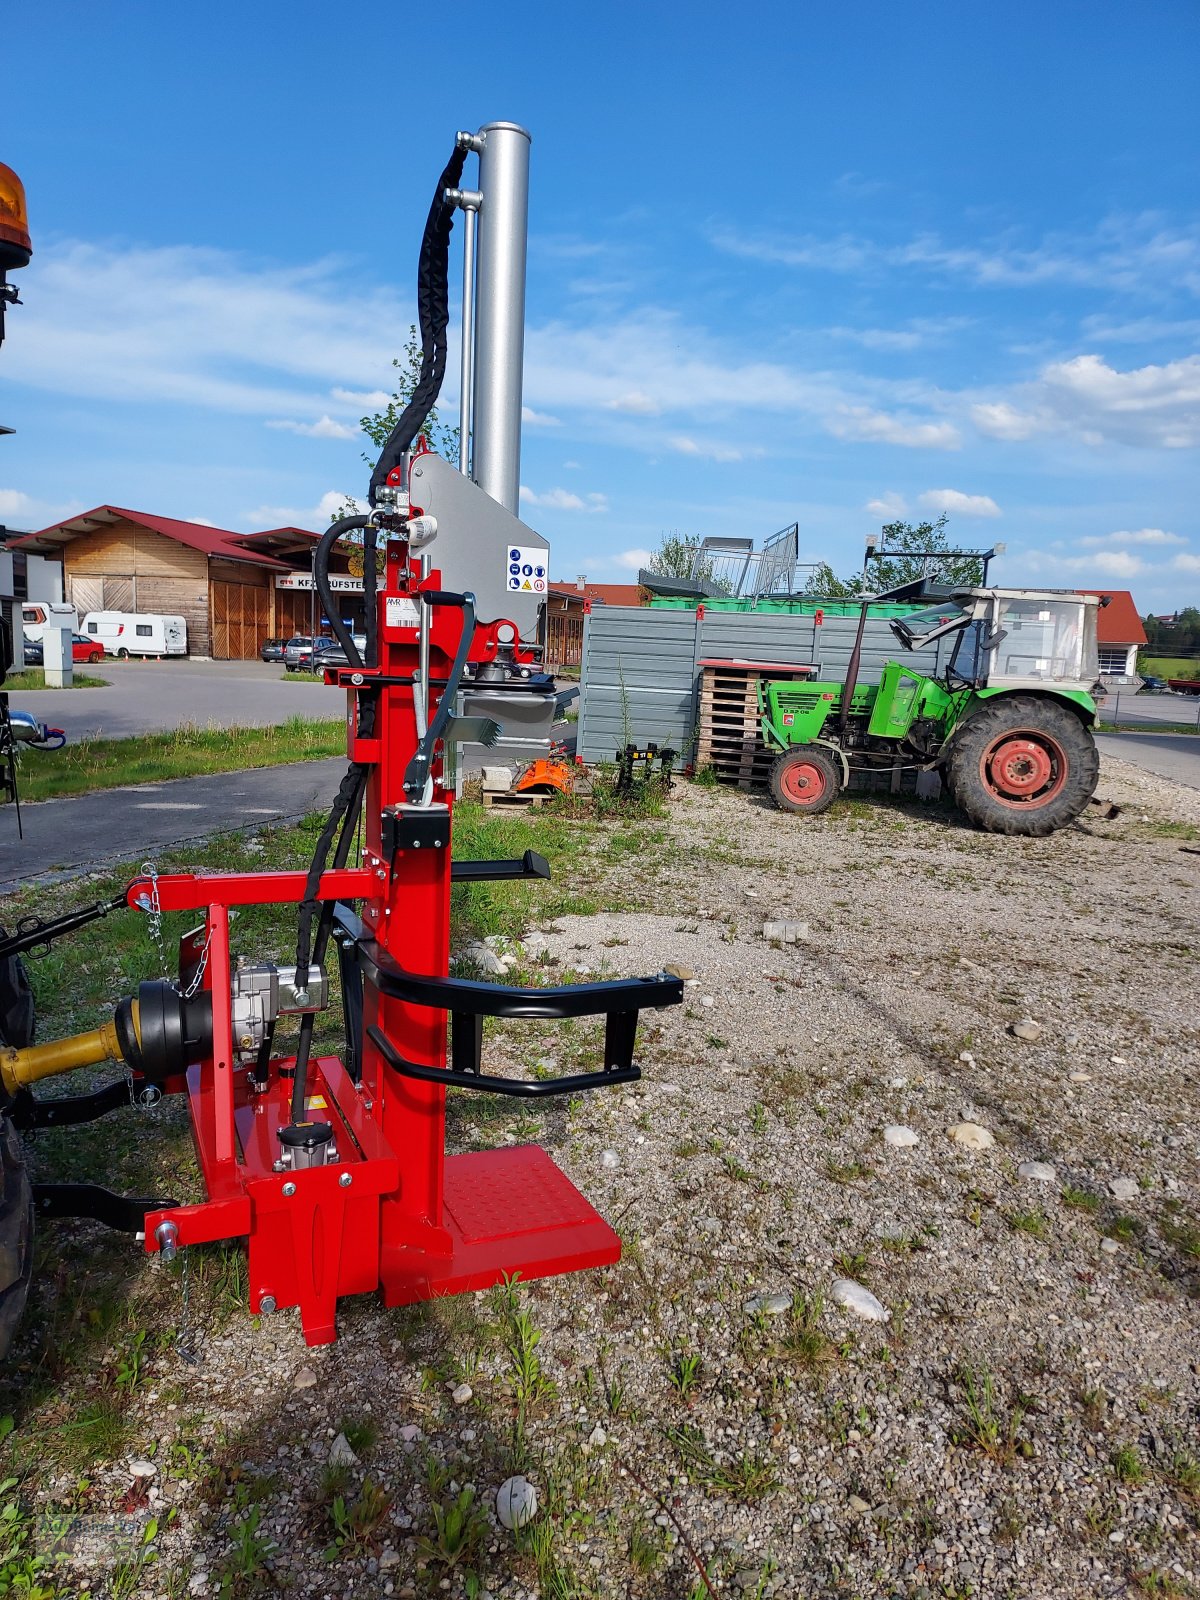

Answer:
[861,514,984,591]
[645,532,698,579]
[329,326,460,524]
[357,324,460,470]
[801,561,859,599]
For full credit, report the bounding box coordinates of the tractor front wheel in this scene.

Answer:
[944,696,1098,837]
[768,746,842,817]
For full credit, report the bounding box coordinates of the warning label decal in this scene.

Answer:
[385,596,421,629]
[506,545,547,595]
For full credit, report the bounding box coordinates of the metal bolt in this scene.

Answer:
[339,1172,352,1188]
[155,1220,179,1263]
[282,1182,296,1197]
[293,988,310,1006]
[259,1295,277,1315]
[272,1158,287,1173]
[363,1098,374,1111]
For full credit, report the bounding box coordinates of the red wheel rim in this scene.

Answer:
[980,731,1067,808]
[779,758,828,807]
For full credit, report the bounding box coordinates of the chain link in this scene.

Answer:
[136,860,168,977]
[182,926,214,1000]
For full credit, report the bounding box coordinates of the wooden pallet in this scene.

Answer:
[481,790,549,810]
[697,663,812,789]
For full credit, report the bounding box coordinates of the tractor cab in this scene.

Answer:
[891,588,1102,695]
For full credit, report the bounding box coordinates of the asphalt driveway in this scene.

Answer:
[10,658,338,740]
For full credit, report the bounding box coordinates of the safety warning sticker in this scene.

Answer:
[304,1095,328,1111]
[385,596,421,629]
[505,544,547,595]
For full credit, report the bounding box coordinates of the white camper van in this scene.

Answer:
[80,611,188,658]
[21,601,78,643]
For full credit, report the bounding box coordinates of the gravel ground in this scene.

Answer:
[22,754,1200,1599]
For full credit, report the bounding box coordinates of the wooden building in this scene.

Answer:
[11,506,327,659]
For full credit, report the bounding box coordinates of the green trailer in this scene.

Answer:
[758,588,1103,836]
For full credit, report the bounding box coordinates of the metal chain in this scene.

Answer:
[182,925,214,1000]
[136,860,168,977]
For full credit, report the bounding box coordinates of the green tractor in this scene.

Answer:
[758,588,1103,837]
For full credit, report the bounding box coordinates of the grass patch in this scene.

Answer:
[665,1421,779,1502]
[282,670,325,683]
[951,1365,1029,1464]
[15,714,345,802]
[2,668,109,690]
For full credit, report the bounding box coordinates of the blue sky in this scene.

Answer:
[3,0,1199,611]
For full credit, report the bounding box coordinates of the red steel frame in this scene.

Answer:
[128,535,623,1344]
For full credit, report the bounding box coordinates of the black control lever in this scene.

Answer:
[403,589,476,798]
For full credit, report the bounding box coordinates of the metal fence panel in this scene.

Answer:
[577,606,952,764]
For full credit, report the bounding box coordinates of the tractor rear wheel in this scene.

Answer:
[768,746,842,816]
[944,696,1098,837]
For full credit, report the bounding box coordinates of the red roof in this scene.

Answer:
[549,581,645,607]
[10,506,296,569]
[1075,589,1147,647]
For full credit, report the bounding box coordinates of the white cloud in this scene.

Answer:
[971,401,1038,441]
[918,489,1001,518]
[1090,550,1145,578]
[332,386,391,408]
[266,415,358,440]
[1021,547,1146,580]
[864,492,907,518]
[1173,552,1200,575]
[4,241,419,417]
[668,434,759,464]
[827,407,961,450]
[519,485,607,513]
[1079,528,1185,547]
[612,547,654,572]
[521,405,561,427]
[604,391,660,416]
[828,326,924,351]
[973,355,1200,450]
[711,216,1200,296]
[0,487,86,528]
[188,516,218,528]
[242,489,358,527]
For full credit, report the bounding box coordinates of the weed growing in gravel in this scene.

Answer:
[1006,1207,1051,1239]
[1133,1569,1190,1595]
[668,1347,703,1400]
[666,1422,779,1501]
[1108,1215,1141,1243]
[1159,1201,1200,1260]
[778,1295,838,1377]
[216,1503,277,1595]
[825,1157,872,1185]
[337,1414,377,1458]
[629,1518,669,1574]
[1170,1452,1200,1502]
[325,1477,391,1561]
[952,1365,1029,1464]
[420,1483,487,1569]
[1062,1184,1102,1212]
[494,1274,557,1460]
[1111,1444,1148,1484]
[833,1249,871,1279]
[1079,1386,1108,1431]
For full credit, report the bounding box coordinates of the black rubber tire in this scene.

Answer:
[944,696,1099,837]
[117,648,129,660]
[0,1118,33,1360]
[768,746,842,817]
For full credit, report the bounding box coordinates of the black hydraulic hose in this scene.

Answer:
[289,762,368,1126]
[367,143,467,506]
[314,514,370,671]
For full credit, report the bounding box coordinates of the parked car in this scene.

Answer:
[283,635,316,671]
[312,635,368,671]
[22,637,43,667]
[72,632,105,664]
[1138,674,1169,694]
[260,636,287,663]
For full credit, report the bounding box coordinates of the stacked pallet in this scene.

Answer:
[696,658,816,788]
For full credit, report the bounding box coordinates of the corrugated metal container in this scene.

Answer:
[577,606,951,765]
[576,607,699,764]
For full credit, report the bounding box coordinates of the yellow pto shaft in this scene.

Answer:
[0,1004,140,1098]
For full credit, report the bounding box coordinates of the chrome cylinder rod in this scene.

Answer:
[470,122,531,515]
